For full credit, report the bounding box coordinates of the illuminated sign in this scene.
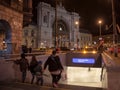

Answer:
[72,58,95,64]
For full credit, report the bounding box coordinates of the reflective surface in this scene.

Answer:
[60,67,102,87]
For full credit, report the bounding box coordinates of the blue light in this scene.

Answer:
[72,58,95,64]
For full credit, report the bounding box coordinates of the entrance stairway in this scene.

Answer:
[0,81,102,90]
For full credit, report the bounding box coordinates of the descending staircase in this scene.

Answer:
[0,66,103,90]
[0,81,103,90]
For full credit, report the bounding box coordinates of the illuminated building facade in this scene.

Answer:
[0,0,32,54]
[37,2,80,49]
[23,2,92,49]
[23,24,38,49]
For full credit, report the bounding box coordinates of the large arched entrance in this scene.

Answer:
[53,20,69,49]
[0,19,12,54]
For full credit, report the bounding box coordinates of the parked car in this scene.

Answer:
[80,47,97,54]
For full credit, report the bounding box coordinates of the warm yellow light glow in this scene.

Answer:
[98,20,102,24]
[75,21,79,25]
[19,0,22,2]
[92,51,96,54]
[83,50,86,54]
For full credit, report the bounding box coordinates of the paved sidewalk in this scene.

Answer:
[106,52,120,66]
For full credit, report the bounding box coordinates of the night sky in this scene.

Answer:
[32,0,120,36]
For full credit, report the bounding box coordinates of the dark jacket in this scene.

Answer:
[29,60,38,73]
[15,58,29,72]
[44,55,63,72]
[34,64,42,74]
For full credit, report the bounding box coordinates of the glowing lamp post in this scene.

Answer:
[98,20,102,38]
[75,21,79,50]
[75,21,79,26]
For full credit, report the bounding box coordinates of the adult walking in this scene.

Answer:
[29,55,38,84]
[44,50,64,87]
[14,53,29,83]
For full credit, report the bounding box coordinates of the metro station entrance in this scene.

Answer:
[60,67,102,87]
[60,53,103,87]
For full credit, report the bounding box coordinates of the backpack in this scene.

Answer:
[34,65,43,78]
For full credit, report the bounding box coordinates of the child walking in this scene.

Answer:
[34,61,43,86]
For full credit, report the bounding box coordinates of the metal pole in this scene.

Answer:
[111,0,118,57]
[99,23,101,37]
[55,0,57,49]
[111,0,117,44]
[98,20,102,38]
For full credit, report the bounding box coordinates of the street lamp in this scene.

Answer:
[111,0,118,57]
[75,21,79,26]
[54,0,58,49]
[111,0,117,45]
[75,20,79,50]
[98,20,102,38]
